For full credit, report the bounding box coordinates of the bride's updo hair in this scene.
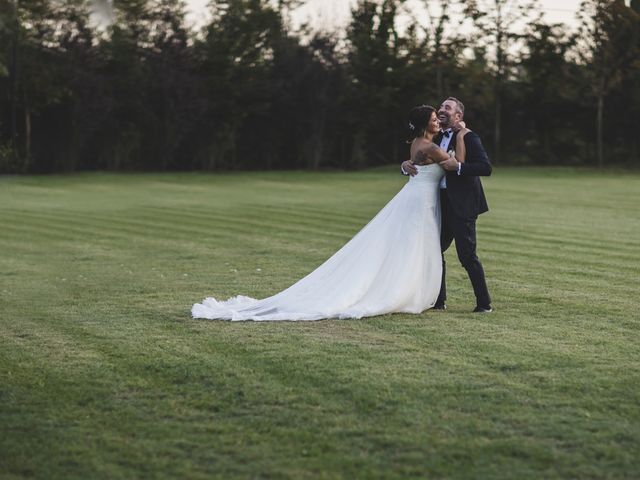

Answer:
[407,105,436,141]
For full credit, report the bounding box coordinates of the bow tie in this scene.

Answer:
[441,130,452,138]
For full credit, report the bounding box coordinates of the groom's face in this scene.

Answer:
[438,100,462,129]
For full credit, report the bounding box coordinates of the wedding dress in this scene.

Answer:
[192,163,444,321]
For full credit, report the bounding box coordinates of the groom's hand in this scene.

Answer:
[439,156,460,171]
[401,160,418,176]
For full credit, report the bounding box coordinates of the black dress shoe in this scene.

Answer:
[473,306,493,313]
[432,303,447,310]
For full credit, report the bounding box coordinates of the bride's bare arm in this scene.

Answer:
[426,143,459,163]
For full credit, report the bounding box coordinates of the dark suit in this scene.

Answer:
[436,130,492,308]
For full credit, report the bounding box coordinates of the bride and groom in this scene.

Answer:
[192,97,492,321]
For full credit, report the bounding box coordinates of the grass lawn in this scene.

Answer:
[1,167,639,479]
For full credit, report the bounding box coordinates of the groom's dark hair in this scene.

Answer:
[447,97,465,117]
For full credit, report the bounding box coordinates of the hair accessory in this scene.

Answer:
[408,122,415,130]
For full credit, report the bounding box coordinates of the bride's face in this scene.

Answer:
[427,112,440,134]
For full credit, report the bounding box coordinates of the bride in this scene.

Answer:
[192,105,465,321]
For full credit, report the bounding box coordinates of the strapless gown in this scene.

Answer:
[192,164,445,321]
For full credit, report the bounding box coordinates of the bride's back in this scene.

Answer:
[410,138,437,165]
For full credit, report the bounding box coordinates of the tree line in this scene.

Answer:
[0,0,639,174]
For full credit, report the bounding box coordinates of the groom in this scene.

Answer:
[402,97,493,313]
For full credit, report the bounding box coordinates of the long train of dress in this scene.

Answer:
[192,163,444,321]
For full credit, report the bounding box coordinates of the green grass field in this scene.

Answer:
[1,167,639,479]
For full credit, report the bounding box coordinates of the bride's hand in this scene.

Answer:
[439,154,460,171]
[452,121,466,131]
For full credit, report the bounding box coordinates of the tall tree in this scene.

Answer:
[99,0,197,171]
[577,0,640,167]
[622,0,640,164]
[578,0,638,167]
[136,0,195,170]
[520,21,576,162]
[464,0,538,163]
[194,0,285,169]
[407,0,468,100]
[346,0,408,167]
[0,0,20,170]
[48,0,97,171]
[267,32,345,170]
[0,0,93,172]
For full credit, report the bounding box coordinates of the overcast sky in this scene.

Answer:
[184,0,586,32]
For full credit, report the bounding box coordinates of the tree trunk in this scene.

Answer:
[207,145,216,171]
[24,107,31,168]
[230,129,238,169]
[543,124,551,163]
[494,84,502,164]
[494,5,504,165]
[9,1,18,152]
[309,119,324,170]
[436,61,443,99]
[597,91,604,168]
[392,125,398,165]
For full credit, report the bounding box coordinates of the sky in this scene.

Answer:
[184,0,587,33]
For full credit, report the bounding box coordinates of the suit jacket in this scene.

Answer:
[437,130,492,218]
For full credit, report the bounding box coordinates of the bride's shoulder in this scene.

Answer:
[411,137,433,152]
[414,137,444,148]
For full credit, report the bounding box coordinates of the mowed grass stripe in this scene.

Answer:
[141,204,371,234]
[135,207,362,238]
[482,239,639,274]
[475,242,638,279]
[5,210,636,294]
[9,205,634,265]
[4,207,360,245]
[1,215,180,246]
[485,270,639,299]
[2,210,271,246]
[166,202,377,224]
[3,224,636,301]
[480,222,640,252]
[482,234,639,265]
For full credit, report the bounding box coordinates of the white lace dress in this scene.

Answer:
[192,163,444,321]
